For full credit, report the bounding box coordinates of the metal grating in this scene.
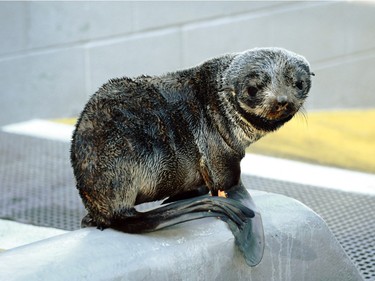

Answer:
[0,131,374,280]
[0,132,85,230]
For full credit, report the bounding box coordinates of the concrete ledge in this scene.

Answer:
[0,219,67,251]
[0,191,362,281]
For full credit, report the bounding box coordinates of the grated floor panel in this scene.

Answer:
[0,132,85,230]
[0,131,373,280]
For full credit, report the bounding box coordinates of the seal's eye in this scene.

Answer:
[247,86,258,97]
[295,81,304,90]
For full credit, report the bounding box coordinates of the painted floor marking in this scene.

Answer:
[248,109,375,174]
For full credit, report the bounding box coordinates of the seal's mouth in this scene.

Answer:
[237,106,295,132]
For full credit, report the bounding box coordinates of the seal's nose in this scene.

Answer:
[276,95,288,106]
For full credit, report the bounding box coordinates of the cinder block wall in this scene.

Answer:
[1,1,374,125]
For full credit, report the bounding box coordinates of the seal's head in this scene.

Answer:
[222,47,313,132]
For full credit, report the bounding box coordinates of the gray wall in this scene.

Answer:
[1,1,374,125]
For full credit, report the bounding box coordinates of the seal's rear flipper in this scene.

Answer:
[109,195,254,235]
[225,183,265,267]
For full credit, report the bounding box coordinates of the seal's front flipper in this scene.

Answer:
[225,183,265,267]
[110,195,254,234]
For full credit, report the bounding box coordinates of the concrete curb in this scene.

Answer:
[0,191,362,281]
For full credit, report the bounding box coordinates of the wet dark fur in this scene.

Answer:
[71,47,312,230]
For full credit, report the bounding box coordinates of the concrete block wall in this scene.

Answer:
[1,1,374,126]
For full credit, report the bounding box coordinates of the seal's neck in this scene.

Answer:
[191,57,261,155]
[216,89,267,147]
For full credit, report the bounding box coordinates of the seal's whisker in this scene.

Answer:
[297,107,309,127]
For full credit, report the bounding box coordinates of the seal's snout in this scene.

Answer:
[274,95,290,114]
[276,95,288,106]
[269,96,296,120]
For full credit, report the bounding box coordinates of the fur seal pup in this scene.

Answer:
[71,47,313,266]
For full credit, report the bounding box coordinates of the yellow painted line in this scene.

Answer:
[247,109,375,174]
[53,109,375,174]
[53,118,77,126]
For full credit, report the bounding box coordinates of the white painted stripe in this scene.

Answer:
[2,119,74,143]
[241,153,375,196]
[2,120,375,196]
